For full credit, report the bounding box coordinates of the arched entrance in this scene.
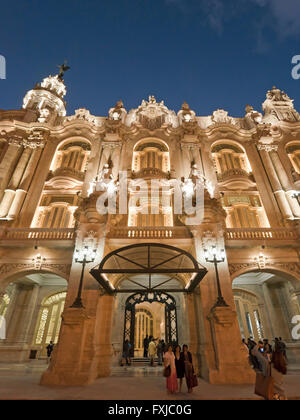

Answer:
[90,243,206,366]
[0,271,67,362]
[124,291,178,356]
[232,268,300,367]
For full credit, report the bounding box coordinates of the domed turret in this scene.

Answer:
[22,63,70,123]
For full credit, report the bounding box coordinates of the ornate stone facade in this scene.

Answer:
[0,73,299,385]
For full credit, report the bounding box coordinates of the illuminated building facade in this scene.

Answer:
[0,73,299,385]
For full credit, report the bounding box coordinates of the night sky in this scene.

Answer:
[1,0,300,117]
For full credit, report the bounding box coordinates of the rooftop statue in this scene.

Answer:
[57,60,70,80]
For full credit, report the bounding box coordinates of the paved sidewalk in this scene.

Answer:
[0,362,299,400]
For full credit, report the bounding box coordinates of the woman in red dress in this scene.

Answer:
[164,344,178,394]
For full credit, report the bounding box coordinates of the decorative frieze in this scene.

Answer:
[0,263,71,277]
[229,262,300,277]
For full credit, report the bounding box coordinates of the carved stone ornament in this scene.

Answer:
[66,108,99,125]
[262,86,300,123]
[244,105,263,129]
[229,262,300,277]
[0,263,71,277]
[108,100,127,123]
[257,143,278,153]
[211,109,236,125]
[127,95,178,130]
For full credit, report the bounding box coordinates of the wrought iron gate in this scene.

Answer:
[123,291,178,357]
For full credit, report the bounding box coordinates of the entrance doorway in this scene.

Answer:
[124,291,178,357]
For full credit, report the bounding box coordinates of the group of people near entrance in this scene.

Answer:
[143,336,197,394]
[243,337,288,400]
[143,335,166,366]
[164,344,197,394]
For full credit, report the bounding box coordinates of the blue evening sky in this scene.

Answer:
[0,0,300,117]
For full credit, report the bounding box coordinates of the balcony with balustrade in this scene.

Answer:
[0,227,76,248]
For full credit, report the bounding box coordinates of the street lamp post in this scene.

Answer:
[204,246,229,308]
[70,246,97,309]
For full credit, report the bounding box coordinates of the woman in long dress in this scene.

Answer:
[182,344,194,393]
[164,345,178,394]
[174,345,185,393]
[271,348,287,400]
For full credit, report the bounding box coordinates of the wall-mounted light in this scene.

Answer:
[32,254,46,270]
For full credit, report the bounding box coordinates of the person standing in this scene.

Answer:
[164,344,178,394]
[143,335,149,358]
[148,337,156,366]
[161,339,166,354]
[182,344,195,393]
[242,339,249,351]
[123,339,131,366]
[271,348,288,400]
[157,340,163,366]
[278,337,287,360]
[46,341,54,364]
[263,339,272,362]
[174,345,185,393]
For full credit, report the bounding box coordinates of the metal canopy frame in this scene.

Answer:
[90,243,208,294]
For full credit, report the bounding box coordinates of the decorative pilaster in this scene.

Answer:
[257,145,294,220]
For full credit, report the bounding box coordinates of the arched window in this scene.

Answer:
[33,291,66,356]
[286,142,300,174]
[222,194,270,228]
[233,290,264,341]
[129,140,172,227]
[50,140,91,174]
[132,140,170,174]
[212,142,251,176]
[32,195,78,228]
[135,308,154,351]
[0,293,10,318]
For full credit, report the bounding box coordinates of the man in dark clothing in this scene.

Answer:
[46,341,54,363]
[157,340,163,365]
[278,337,287,360]
[143,335,149,358]
[161,339,166,354]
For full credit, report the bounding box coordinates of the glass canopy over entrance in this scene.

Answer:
[90,243,208,294]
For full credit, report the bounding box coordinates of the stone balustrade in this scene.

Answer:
[108,226,192,239]
[217,168,253,182]
[0,227,75,240]
[225,227,299,240]
[0,226,298,242]
[47,167,85,181]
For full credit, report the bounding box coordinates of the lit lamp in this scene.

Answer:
[204,246,229,308]
[70,246,97,308]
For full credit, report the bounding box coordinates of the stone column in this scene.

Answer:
[16,284,40,344]
[0,190,16,218]
[95,294,114,377]
[193,226,255,384]
[17,140,56,227]
[258,147,293,220]
[7,190,27,220]
[261,282,289,339]
[41,225,109,386]
[8,148,32,190]
[270,150,300,218]
[111,143,122,179]
[181,144,192,179]
[245,142,281,227]
[40,307,92,385]
[0,142,21,202]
